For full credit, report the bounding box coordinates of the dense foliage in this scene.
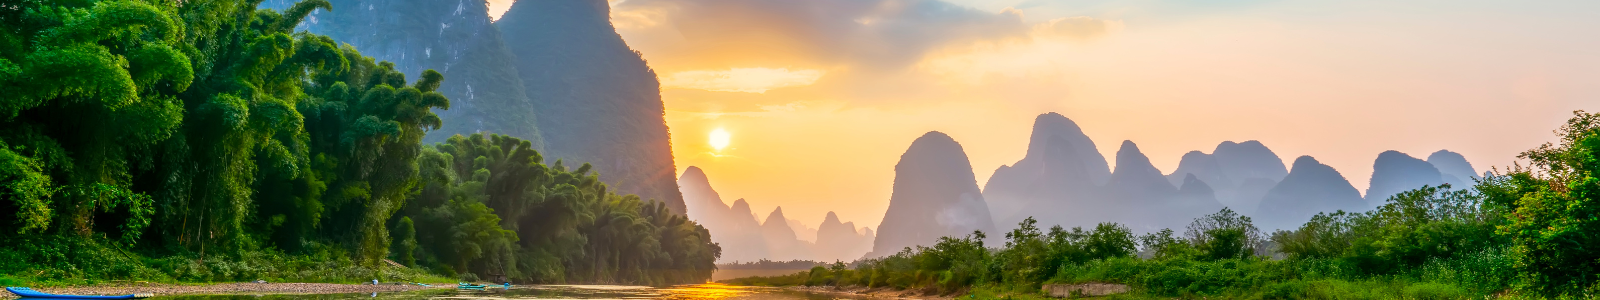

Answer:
[731,111,1600,299]
[401,133,717,284]
[0,0,715,285]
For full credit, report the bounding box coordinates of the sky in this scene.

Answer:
[489,0,1600,230]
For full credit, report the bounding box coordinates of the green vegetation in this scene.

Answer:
[0,0,714,286]
[402,133,717,284]
[728,111,1600,299]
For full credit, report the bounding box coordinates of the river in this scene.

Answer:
[144,284,851,300]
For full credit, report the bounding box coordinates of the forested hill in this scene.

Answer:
[260,0,545,148]
[0,0,715,285]
[497,0,687,215]
[266,0,688,215]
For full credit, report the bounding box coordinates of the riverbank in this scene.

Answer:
[783,285,956,300]
[0,282,450,299]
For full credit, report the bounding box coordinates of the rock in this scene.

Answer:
[1106,140,1201,231]
[1167,141,1287,216]
[720,199,772,262]
[1427,150,1479,188]
[787,218,818,243]
[870,132,996,257]
[1366,151,1445,207]
[1168,151,1231,189]
[1108,140,1179,197]
[1255,156,1365,231]
[760,207,809,260]
[815,212,873,262]
[499,0,685,214]
[1042,283,1129,297]
[260,0,546,149]
[679,166,729,229]
[1213,141,1289,183]
[983,113,1109,231]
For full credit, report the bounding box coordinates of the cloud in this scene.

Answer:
[612,0,1029,71]
[661,68,826,93]
[1034,16,1122,39]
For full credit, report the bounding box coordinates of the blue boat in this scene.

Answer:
[5,287,152,299]
[456,283,487,290]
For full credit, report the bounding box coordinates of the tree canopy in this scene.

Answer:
[0,0,716,285]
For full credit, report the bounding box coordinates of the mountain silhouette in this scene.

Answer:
[761,207,809,260]
[1366,151,1445,207]
[788,218,818,243]
[718,199,771,262]
[1427,150,1479,188]
[1214,141,1290,183]
[1108,141,1179,198]
[1255,156,1365,231]
[983,113,1110,230]
[1167,141,1287,215]
[263,0,545,147]
[678,166,728,229]
[816,212,874,262]
[1168,151,1230,189]
[1106,141,1221,231]
[680,166,875,262]
[498,0,684,214]
[871,132,996,258]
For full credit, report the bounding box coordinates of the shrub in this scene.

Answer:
[1404,282,1468,300]
[1260,280,1310,300]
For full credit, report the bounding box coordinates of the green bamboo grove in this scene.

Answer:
[0,0,716,285]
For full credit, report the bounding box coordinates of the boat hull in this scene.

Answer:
[6,287,146,299]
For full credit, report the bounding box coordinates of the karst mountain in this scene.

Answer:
[270,0,686,213]
[871,132,997,257]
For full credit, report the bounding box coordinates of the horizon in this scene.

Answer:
[499,0,1588,229]
[11,0,1600,294]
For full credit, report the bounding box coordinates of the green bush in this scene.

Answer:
[1404,282,1468,300]
[1260,280,1310,300]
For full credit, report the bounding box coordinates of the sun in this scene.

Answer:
[709,128,731,151]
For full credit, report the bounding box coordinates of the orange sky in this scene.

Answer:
[490,0,1600,230]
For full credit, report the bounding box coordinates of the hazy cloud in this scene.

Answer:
[612,0,1029,70]
[1034,16,1121,39]
[661,68,826,93]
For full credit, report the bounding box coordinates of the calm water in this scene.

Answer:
[151,284,851,300]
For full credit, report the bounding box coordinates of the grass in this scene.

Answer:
[723,255,1510,300]
[0,235,453,287]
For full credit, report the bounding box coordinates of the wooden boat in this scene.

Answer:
[5,287,152,299]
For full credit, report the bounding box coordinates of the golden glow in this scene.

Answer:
[709,128,731,151]
[662,68,825,93]
[608,0,1581,228]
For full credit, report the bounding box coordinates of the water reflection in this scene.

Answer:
[147,284,847,300]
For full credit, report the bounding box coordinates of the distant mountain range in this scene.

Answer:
[985,113,1482,235]
[687,112,1485,261]
[869,113,1484,257]
[272,1,1487,261]
[678,167,874,263]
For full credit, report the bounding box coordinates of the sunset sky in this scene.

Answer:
[489,0,1600,230]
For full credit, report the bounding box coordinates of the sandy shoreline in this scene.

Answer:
[0,282,450,299]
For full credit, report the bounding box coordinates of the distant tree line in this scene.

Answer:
[0,0,715,285]
[717,259,829,270]
[729,111,1600,299]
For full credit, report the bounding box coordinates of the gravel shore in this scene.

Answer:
[1,282,450,299]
